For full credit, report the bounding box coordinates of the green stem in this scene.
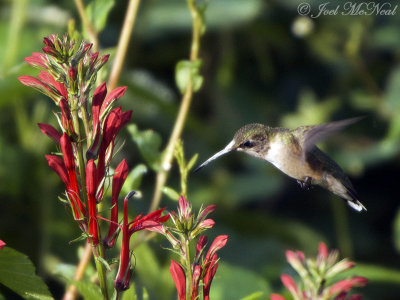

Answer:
[149,0,202,213]
[93,244,109,300]
[184,237,193,300]
[71,108,88,204]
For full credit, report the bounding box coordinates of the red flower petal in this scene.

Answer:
[170,260,186,300]
[204,235,228,263]
[281,274,299,297]
[86,159,99,245]
[25,52,47,69]
[100,86,127,116]
[38,123,61,144]
[270,294,286,300]
[45,155,69,186]
[0,240,6,250]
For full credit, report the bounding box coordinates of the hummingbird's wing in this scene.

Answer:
[300,116,364,162]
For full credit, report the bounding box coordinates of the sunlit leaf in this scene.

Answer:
[121,164,148,195]
[211,262,270,300]
[175,59,203,94]
[0,247,53,300]
[71,280,102,300]
[86,0,115,33]
[162,186,180,201]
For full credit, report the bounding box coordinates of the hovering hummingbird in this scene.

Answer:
[195,117,366,212]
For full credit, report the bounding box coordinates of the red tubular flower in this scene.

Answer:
[0,240,6,250]
[24,52,47,69]
[203,253,219,300]
[60,133,86,219]
[115,192,134,292]
[18,76,55,100]
[191,264,202,300]
[86,159,99,245]
[37,71,68,99]
[197,204,217,222]
[99,86,127,116]
[270,294,286,300]
[195,235,208,260]
[328,277,368,297]
[45,155,69,186]
[59,98,75,135]
[204,235,228,263]
[97,107,132,199]
[281,274,299,297]
[115,192,169,292]
[38,123,61,144]
[170,260,186,300]
[318,242,329,259]
[104,159,129,248]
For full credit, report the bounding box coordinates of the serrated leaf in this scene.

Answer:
[128,125,162,171]
[175,59,203,94]
[162,186,180,201]
[71,280,102,300]
[86,0,115,32]
[0,247,54,300]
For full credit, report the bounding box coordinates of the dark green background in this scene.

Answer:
[1,0,400,299]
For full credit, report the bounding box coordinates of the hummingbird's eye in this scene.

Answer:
[241,140,254,148]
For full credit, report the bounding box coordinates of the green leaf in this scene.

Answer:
[187,153,198,171]
[349,263,400,284]
[211,262,270,300]
[120,282,138,300]
[0,247,54,300]
[128,124,162,171]
[175,59,203,94]
[86,0,115,33]
[95,256,111,272]
[240,291,265,300]
[162,186,180,201]
[71,280,102,300]
[121,164,148,195]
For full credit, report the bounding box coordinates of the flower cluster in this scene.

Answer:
[271,242,368,300]
[152,196,228,300]
[18,34,170,294]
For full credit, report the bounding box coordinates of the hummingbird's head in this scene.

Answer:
[195,123,268,172]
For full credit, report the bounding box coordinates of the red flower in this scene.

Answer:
[0,240,6,250]
[86,159,99,245]
[203,253,218,300]
[38,123,61,144]
[24,52,48,69]
[329,277,368,297]
[97,107,132,199]
[270,294,286,300]
[281,274,299,297]
[170,260,186,300]
[191,264,202,300]
[60,133,86,219]
[104,159,129,248]
[114,193,169,292]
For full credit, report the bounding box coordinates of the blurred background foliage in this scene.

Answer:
[1,0,400,299]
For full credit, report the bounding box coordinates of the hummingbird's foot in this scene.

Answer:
[297,177,313,190]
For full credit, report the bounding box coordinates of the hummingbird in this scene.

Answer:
[195,117,366,212]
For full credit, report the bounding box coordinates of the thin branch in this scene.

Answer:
[149,0,203,213]
[62,242,92,300]
[108,0,141,91]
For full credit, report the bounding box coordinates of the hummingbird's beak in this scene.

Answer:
[194,140,235,172]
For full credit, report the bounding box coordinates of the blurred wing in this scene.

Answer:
[301,116,364,161]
